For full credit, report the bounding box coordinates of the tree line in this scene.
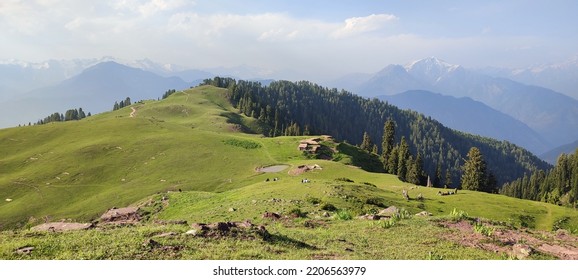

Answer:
[501,150,578,207]
[113,97,132,111]
[201,77,549,188]
[34,108,90,125]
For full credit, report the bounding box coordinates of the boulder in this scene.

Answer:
[378,206,399,217]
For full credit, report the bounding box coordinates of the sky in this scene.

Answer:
[1,0,577,80]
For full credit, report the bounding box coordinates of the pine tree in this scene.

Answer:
[360,131,372,152]
[372,144,379,155]
[434,163,442,187]
[461,147,488,192]
[445,169,452,188]
[381,119,395,162]
[397,137,410,181]
[387,145,399,174]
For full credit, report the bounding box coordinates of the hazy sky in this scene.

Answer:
[1,0,577,80]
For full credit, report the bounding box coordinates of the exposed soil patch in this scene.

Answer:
[31,222,93,232]
[288,164,322,176]
[187,221,270,240]
[100,207,141,225]
[438,220,578,259]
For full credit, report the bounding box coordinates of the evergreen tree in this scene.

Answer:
[78,108,86,119]
[113,101,120,111]
[445,169,453,188]
[381,119,395,161]
[397,136,410,181]
[461,147,488,192]
[360,131,372,152]
[434,163,442,187]
[387,145,399,174]
[372,144,379,155]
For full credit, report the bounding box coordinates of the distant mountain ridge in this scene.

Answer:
[379,90,550,154]
[344,57,578,150]
[0,61,193,128]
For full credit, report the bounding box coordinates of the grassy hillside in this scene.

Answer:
[1,85,577,259]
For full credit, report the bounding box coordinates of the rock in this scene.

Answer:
[228,207,236,212]
[232,221,254,229]
[378,206,399,217]
[322,212,330,217]
[358,214,380,220]
[16,246,34,255]
[415,211,432,217]
[185,229,199,236]
[512,244,533,259]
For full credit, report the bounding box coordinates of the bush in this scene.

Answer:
[365,197,386,207]
[320,203,337,212]
[306,197,321,205]
[473,222,494,237]
[335,209,353,220]
[222,139,262,149]
[335,177,354,183]
[287,208,307,218]
[449,208,469,221]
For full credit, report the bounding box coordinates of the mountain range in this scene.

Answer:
[2,56,578,161]
[379,90,550,154]
[330,57,578,154]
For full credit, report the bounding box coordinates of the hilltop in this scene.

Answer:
[0,85,577,260]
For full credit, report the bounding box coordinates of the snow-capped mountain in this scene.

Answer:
[478,56,578,100]
[405,57,461,85]
[347,57,578,150]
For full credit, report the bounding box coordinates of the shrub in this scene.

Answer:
[335,177,354,183]
[365,197,386,208]
[377,218,396,229]
[320,203,337,212]
[222,139,262,149]
[306,197,321,205]
[335,209,353,220]
[473,222,495,237]
[449,208,469,221]
[287,208,307,218]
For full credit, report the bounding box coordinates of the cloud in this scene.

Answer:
[332,13,399,38]
[113,0,189,17]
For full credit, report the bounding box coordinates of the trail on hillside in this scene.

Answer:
[130,107,137,118]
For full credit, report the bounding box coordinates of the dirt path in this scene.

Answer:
[130,107,137,118]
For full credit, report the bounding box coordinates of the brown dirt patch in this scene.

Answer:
[438,220,578,259]
[31,222,93,232]
[100,207,141,225]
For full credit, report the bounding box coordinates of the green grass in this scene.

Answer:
[0,84,577,259]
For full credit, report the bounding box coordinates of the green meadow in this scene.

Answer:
[0,85,576,259]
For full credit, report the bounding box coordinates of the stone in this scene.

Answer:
[512,244,533,259]
[16,246,34,255]
[415,211,432,217]
[378,206,399,217]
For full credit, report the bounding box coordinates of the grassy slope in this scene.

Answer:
[0,85,577,259]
